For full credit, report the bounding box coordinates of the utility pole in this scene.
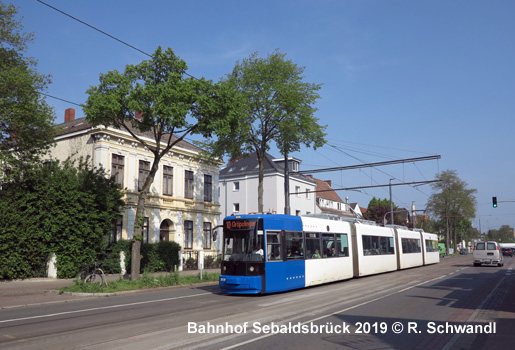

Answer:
[389,179,394,225]
[283,151,290,215]
[411,201,416,227]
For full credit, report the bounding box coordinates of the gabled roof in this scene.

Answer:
[55,117,203,153]
[309,176,344,203]
[219,151,315,184]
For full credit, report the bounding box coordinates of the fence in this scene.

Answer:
[182,251,221,270]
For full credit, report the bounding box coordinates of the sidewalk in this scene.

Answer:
[0,268,220,309]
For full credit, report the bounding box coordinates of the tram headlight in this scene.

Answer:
[223,265,227,272]
[249,265,255,273]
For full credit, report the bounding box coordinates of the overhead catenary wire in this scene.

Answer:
[38,92,84,108]
[36,0,152,58]
[301,144,440,207]
[325,138,434,156]
[35,0,199,106]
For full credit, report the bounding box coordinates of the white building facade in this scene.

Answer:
[219,153,317,217]
[50,109,223,268]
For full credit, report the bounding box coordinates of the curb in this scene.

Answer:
[62,280,219,297]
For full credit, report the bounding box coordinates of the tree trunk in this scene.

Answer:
[283,150,290,215]
[446,213,450,255]
[130,157,160,281]
[130,191,147,281]
[130,239,141,280]
[257,152,264,213]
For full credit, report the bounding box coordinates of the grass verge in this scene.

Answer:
[59,271,219,294]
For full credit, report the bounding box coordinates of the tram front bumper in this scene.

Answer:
[219,275,262,294]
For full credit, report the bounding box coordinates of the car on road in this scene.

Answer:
[501,247,513,257]
[459,248,468,255]
[473,241,503,267]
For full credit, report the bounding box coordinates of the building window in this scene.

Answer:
[160,220,170,241]
[111,215,123,243]
[233,181,240,191]
[141,217,150,243]
[138,160,150,191]
[111,154,124,187]
[204,174,212,202]
[233,203,240,213]
[306,188,310,199]
[185,170,194,199]
[295,186,301,197]
[203,222,212,249]
[296,210,301,216]
[184,220,193,249]
[163,166,173,196]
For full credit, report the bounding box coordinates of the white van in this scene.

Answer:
[473,241,504,267]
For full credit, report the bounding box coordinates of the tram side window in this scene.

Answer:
[322,234,335,257]
[401,238,421,253]
[306,232,321,259]
[266,231,282,261]
[362,235,395,255]
[286,231,303,259]
[336,234,349,257]
[425,240,438,252]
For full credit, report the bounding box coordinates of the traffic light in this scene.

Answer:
[492,196,497,208]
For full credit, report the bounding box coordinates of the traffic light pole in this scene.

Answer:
[492,196,515,207]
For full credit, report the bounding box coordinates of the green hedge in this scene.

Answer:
[0,158,124,279]
[99,240,181,275]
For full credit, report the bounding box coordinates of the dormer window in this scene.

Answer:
[290,160,299,172]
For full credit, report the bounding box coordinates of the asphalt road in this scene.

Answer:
[0,256,513,349]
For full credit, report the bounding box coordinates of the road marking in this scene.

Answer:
[220,275,445,350]
[0,292,210,324]
[442,274,507,350]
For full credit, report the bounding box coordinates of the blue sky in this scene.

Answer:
[16,0,515,234]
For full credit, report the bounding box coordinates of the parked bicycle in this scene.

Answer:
[78,261,108,287]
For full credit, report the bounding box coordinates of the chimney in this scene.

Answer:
[325,180,332,187]
[65,108,75,122]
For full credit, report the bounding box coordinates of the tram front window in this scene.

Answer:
[223,232,263,262]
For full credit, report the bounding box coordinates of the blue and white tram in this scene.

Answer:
[420,231,439,265]
[219,214,353,294]
[351,224,397,277]
[219,214,439,295]
[393,227,424,270]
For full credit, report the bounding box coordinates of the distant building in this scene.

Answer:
[49,108,222,268]
[307,176,354,218]
[219,152,358,220]
[219,152,317,216]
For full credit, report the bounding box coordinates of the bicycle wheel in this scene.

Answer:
[78,270,89,281]
[84,273,104,285]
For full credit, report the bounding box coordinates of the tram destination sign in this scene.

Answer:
[225,219,258,231]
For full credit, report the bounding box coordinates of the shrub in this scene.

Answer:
[0,158,124,279]
[101,240,132,274]
[140,241,181,273]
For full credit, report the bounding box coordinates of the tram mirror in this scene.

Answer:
[213,232,217,241]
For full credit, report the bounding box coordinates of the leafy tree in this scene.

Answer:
[0,1,56,176]
[84,46,238,280]
[455,218,480,247]
[205,50,326,213]
[488,225,515,243]
[0,158,124,279]
[498,225,515,242]
[364,197,403,225]
[415,217,438,235]
[487,229,499,241]
[426,170,477,254]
